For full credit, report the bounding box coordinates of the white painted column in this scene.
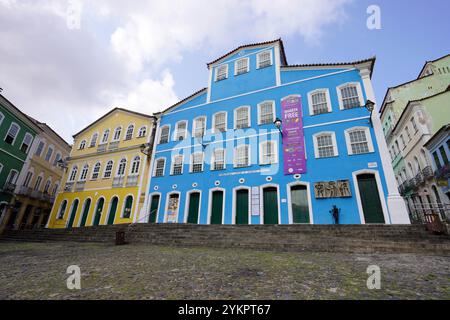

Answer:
[360,69,410,224]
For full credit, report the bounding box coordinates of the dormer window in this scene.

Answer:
[235,58,249,75]
[257,50,272,69]
[215,64,228,81]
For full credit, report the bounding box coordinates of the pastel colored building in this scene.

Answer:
[380,54,450,221]
[47,108,156,229]
[143,39,409,226]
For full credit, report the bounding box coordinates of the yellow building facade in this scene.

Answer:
[48,108,156,229]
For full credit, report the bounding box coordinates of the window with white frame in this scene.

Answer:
[257,50,272,69]
[44,180,51,194]
[117,158,127,176]
[91,162,101,180]
[212,149,225,171]
[258,101,275,125]
[411,117,418,133]
[154,158,165,177]
[79,140,86,150]
[345,128,372,155]
[113,127,122,141]
[79,165,89,181]
[104,161,114,178]
[314,132,338,158]
[7,169,18,185]
[90,133,98,147]
[309,90,331,115]
[53,153,61,167]
[131,156,141,175]
[235,58,249,75]
[235,107,250,129]
[20,133,33,153]
[193,117,206,138]
[22,171,32,187]
[52,183,59,196]
[191,152,204,173]
[35,141,45,156]
[405,126,411,141]
[101,129,110,144]
[171,155,183,175]
[260,141,277,165]
[175,121,187,141]
[138,126,147,138]
[4,123,20,145]
[234,145,250,168]
[216,64,228,81]
[159,126,170,144]
[125,125,134,140]
[213,112,227,133]
[34,175,43,191]
[69,166,78,182]
[44,146,53,162]
[338,83,363,110]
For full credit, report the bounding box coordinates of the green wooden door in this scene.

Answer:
[236,189,249,225]
[123,196,133,219]
[107,197,118,225]
[187,192,200,224]
[263,187,278,225]
[357,174,385,224]
[148,195,160,223]
[67,200,79,228]
[291,185,310,224]
[210,191,223,225]
[93,198,104,226]
[80,199,91,227]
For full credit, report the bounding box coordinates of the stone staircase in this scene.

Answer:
[1,224,449,255]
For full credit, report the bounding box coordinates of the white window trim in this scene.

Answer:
[257,100,276,125]
[259,140,278,165]
[234,57,250,75]
[234,144,251,168]
[344,127,374,155]
[79,140,87,150]
[211,148,226,171]
[113,126,122,141]
[79,165,89,182]
[90,132,99,147]
[215,64,229,81]
[190,152,204,173]
[68,166,78,182]
[6,169,19,184]
[174,120,188,141]
[307,89,332,115]
[103,160,114,179]
[124,124,135,141]
[137,126,147,138]
[256,50,273,69]
[170,154,184,175]
[336,82,364,110]
[116,158,128,177]
[153,157,166,177]
[158,125,171,144]
[100,129,110,144]
[20,133,34,153]
[313,131,339,159]
[212,111,228,133]
[4,122,20,145]
[91,162,102,180]
[193,116,207,138]
[44,145,54,162]
[129,156,141,176]
[234,106,251,129]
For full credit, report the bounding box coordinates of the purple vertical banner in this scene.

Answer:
[281,95,307,175]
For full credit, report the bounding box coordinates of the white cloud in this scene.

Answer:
[0,0,351,142]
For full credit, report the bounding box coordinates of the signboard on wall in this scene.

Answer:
[281,95,307,175]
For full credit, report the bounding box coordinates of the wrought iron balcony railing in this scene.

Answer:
[113,176,125,188]
[2,182,16,194]
[422,166,434,180]
[97,143,107,153]
[126,175,139,187]
[108,141,119,151]
[75,181,86,192]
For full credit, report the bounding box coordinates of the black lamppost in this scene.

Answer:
[140,143,152,156]
[274,118,283,138]
[365,100,375,127]
[56,158,69,171]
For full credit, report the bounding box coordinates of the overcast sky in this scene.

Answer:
[1,0,449,143]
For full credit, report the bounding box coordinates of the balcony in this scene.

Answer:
[18,186,33,196]
[75,181,86,192]
[97,143,107,153]
[64,182,74,192]
[414,172,424,186]
[2,182,16,194]
[113,176,125,188]
[108,141,119,151]
[126,175,139,187]
[31,190,43,200]
[422,166,434,180]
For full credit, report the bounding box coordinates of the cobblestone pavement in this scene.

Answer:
[0,242,448,300]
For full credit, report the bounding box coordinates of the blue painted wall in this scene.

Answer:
[148,43,391,225]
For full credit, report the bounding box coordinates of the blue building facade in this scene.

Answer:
[142,39,410,225]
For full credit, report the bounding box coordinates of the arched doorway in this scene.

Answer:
[67,199,79,228]
[210,190,224,225]
[122,195,133,219]
[235,189,249,225]
[289,184,310,224]
[356,173,385,223]
[93,198,105,226]
[263,186,279,225]
[107,197,118,225]
[148,194,160,223]
[79,198,91,227]
[187,192,201,224]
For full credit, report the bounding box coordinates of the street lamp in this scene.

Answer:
[56,158,69,171]
[274,118,283,138]
[365,100,375,127]
[140,143,152,156]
